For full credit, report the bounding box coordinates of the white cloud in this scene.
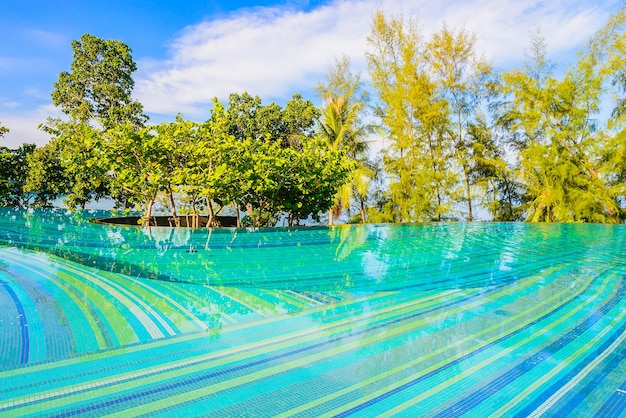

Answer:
[3,0,619,146]
[421,0,618,65]
[25,29,68,50]
[135,0,373,117]
[135,0,619,118]
[0,98,20,109]
[1,105,60,148]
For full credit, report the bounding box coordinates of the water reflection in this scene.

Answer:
[0,208,624,293]
[3,208,626,416]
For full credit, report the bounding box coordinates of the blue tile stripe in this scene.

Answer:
[3,288,483,415]
[0,281,28,365]
[546,330,626,415]
[2,211,626,416]
[1,263,596,416]
[596,388,626,417]
[332,271,610,417]
[436,277,626,417]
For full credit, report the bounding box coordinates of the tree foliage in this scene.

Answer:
[316,56,375,224]
[93,97,354,227]
[27,34,148,211]
[12,9,626,226]
[495,29,620,223]
[428,25,495,220]
[51,33,147,130]
[0,143,36,207]
[37,119,110,209]
[367,11,460,222]
[365,8,626,224]
[225,92,319,149]
[24,142,67,207]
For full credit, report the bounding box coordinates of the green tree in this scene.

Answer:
[0,122,7,137]
[151,116,203,223]
[367,11,458,222]
[104,123,180,225]
[0,144,36,207]
[317,95,374,223]
[37,120,109,209]
[465,121,523,221]
[237,137,354,227]
[225,93,276,142]
[278,140,356,225]
[316,56,375,224]
[279,93,320,149]
[97,96,348,229]
[239,138,288,227]
[495,29,619,223]
[428,25,494,221]
[592,8,626,220]
[51,33,147,130]
[172,105,235,227]
[33,33,148,211]
[24,143,67,207]
[225,92,319,149]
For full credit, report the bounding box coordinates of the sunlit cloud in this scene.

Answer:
[134,0,619,118]
[3,0,621,146]
[135,0,373,116]
[1,105,60,148]
[0,98,20,109]
[421,0,618,64]
[23,86,52,101]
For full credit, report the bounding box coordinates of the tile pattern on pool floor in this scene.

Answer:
[1,245,626,416]
[2,210,626,416]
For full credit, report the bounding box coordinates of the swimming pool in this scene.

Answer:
[1,208,625,416]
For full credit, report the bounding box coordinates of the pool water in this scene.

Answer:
[1,208,626,417]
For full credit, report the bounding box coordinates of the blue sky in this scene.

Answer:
[0,0,622,147]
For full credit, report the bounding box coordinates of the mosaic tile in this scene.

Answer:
[1,209,626,415]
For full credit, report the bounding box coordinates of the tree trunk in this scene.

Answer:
[168,183,179,226]
[168,184,177,218]
[142,189,158,227]
[360,197,366,223]
[235,203,241,228]
[505,182,514,220]
[435,189,442,222]
[464,164,473,221]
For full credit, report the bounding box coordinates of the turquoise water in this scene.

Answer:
[1,208,626,416]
